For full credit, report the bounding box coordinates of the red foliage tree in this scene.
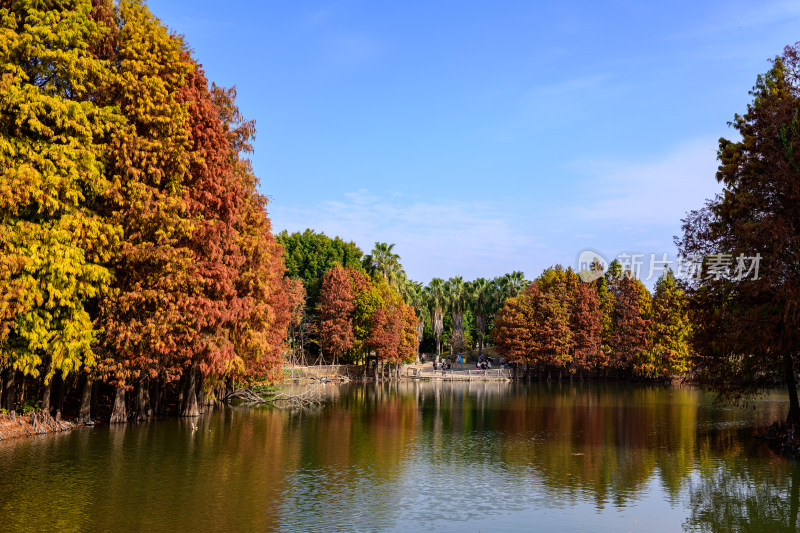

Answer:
[93,1,290,418]
[678,44,800,422]
[94,1,196,421]
[571,281,605,375]
[318,265,357,360]
[365,282,418,374]
[283,276,306,351]
[366,307,402,365]
[494,282,571,373]
[493,291,536,366]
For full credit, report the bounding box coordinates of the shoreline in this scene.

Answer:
[2,380,792,458]
[0,411,82,442]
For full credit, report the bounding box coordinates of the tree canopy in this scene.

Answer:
[678,42,800,423]
[0,0,292,419]
[277,229,363,307]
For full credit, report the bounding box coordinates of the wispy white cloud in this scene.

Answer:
[270,190,541,283]
[675,0,800,40]
[537,137,727,285]
[525,73,616,98]
[269,139,726,285]
[565,137,723,225]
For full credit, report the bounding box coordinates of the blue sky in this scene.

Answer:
[151,0,800,285]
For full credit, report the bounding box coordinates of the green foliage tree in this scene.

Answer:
[277,229,363,307]
[445,276,467,356]
[469,277,492,358]
[425,278,446,358]
[402,279,427,354]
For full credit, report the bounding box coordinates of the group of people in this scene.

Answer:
[421,353,492,371]
[476,355,492,370]
[431,357,453,371]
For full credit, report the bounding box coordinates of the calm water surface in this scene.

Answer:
[0,382,797,532]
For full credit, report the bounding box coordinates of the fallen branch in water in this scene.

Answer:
[271,386,324,407]
[224,385,324,407]
[224,388,269,403]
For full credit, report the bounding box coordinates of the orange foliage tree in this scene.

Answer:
[494,281,571,377]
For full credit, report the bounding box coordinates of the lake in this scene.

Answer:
[0,382,797,532]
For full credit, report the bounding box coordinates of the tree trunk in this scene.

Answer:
[2,367,16,411]
[136,378,152,420]
[110,384,127,423]
[195,372,205,413]
[41,382,52,415]
[55,374,68,414]
[41,359,53,415]
[77,376,93,424]
[153,373,166,415]
[181,364,200,417]
[177,369,186,411]
[785,352,800,424]
[226,375,234,399]
[19,378,26,408]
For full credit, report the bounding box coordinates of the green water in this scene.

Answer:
[0,382,797,532]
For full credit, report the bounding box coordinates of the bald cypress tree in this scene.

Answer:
[0,0,123,412]
[678,43,800,423]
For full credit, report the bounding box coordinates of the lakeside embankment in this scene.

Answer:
[284,361,512,384]
[0,411,80,441]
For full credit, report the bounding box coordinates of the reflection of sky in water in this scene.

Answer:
[278,438,694,533]
[270,383,797,533]
[0,383,798,532]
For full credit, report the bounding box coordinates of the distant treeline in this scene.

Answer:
[278,230,692,382]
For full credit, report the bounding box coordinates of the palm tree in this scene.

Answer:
[470,277,491,358]
[403,279,428,354]
[426,278,446,359]
[362,242,403,288]
[505,271,528,297]
[445,276,466,357]
[494,275,509,303]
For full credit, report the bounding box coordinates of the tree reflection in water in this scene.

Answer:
[0,382,796,532]
[683,460,800,532]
